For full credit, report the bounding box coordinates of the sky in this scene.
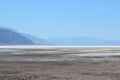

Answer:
[0,0,120,40]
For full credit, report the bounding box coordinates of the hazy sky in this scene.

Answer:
[0,0,120,39]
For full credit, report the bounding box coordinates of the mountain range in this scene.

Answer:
[0,26,49,45]
[0,27,33,45]
[46,37,120,45]
[23,34,51,45]
[0,26,120,45]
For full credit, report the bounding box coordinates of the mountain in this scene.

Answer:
[23,34,51,45]
[1,26,120,45]
[46,37,120,45]
[0,27,33,45]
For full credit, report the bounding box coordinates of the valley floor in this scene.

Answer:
[0,46,120,80]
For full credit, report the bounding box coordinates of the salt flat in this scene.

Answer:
[0,45,120,62]
[0,46,120,80]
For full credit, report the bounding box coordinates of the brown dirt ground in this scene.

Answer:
[0,59,120,80]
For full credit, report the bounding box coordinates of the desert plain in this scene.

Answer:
[0,46,120,80]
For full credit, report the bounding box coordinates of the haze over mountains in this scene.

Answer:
[46,37,120,45]
[0,26,49,45]
[0,26,120,45]
[0,27,33,45]
[23,34,51,45]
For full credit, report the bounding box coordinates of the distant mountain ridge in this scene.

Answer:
[1,26,120,45]
[0,27,33,45]
[23,34,51,45]
[46,37,120,45]
[0,26,50,45]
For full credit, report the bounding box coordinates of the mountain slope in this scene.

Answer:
[23,34,51,45]
[0,27,33,45]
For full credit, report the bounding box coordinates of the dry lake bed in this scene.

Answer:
[0,46,120,80]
